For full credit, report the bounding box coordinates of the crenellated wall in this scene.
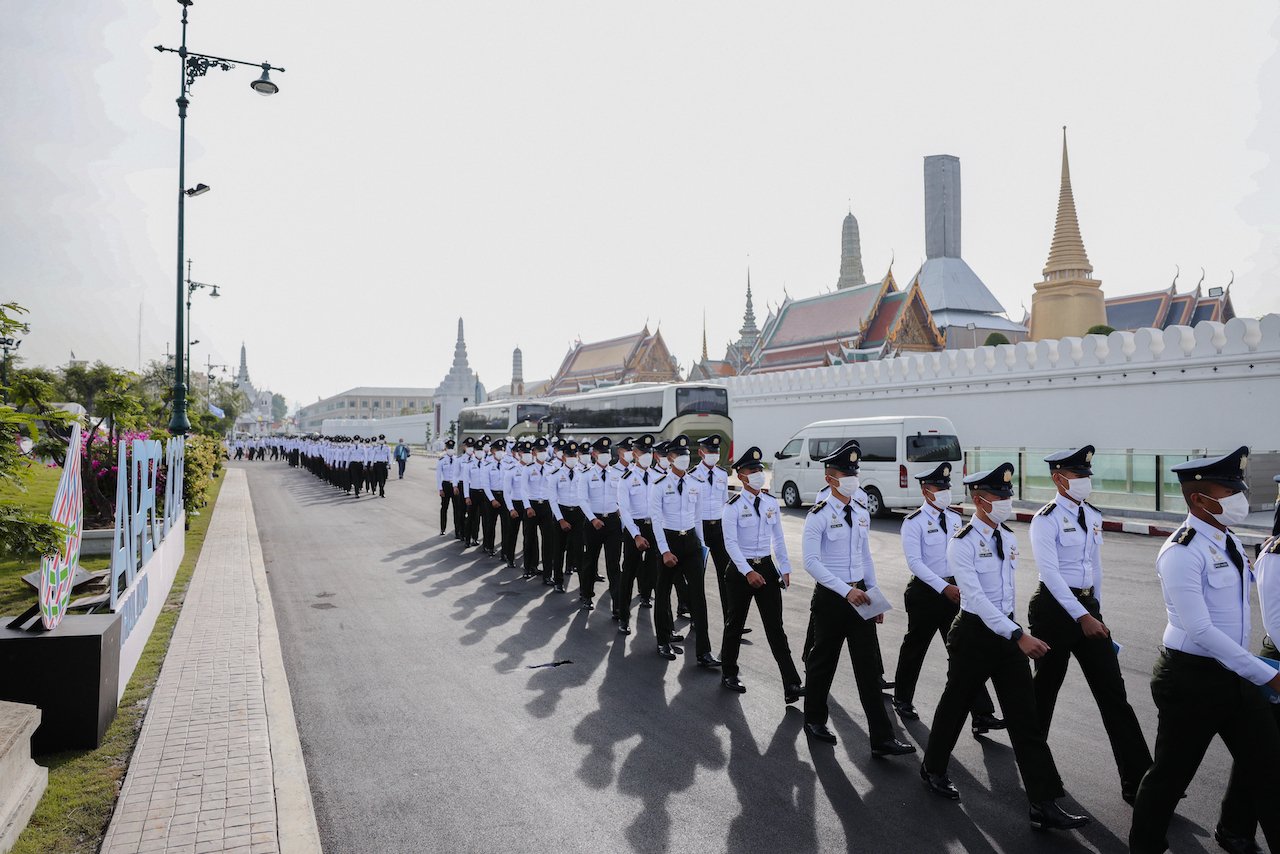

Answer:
[719,316,1280,456]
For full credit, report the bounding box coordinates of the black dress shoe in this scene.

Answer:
[1214,827,1262,854]
[580,599,594,611]
[784,684,805,704]
[611,613,620,622]
[804,723,837,745]
[677,607,691,619]
[554,584,565,593]
[542,578,554,586]
[871,738,916,758]
[892,700,919,720]
[640,597,652,608]
[880,677,895,691]
[741,627,752,634]
[618,623,632,636]
[1029,800,1090,831]
[920,763,961,800]
[595,574,606,582]
[657,644,677,661]
[522,571,536,580]
[971,712,1006,734]
[721,676,746,693]
[669,633,684,643]
[697,653,722,669]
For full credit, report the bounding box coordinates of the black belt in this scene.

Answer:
[746,556,774,567]
[703,519,721,526]
[531,499,549,505]
[1070,586,1095,597]
[665,527,697,537]
[632,517,651,524]
[1161,647,1230,672]
[943,576,956,585]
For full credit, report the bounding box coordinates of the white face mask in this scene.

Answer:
[521,453,534,465]
[673,454,691,471]
[494,450,506,460]
[745,471,766,491]
[1062,476,1093,502]
[597,454,610,467]
[835,475,859,496]
[929,489,953,509]
[536,451,549,462]
[1205,491,1250,528]
[621,450,633,463]
[703,453,720,467]
[638,452,653,468]
[982,497,1014,524]
[465,448,475,457]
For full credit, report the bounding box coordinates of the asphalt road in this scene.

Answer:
[243,458,1271,854]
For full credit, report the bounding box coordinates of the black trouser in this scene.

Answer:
[467,489,485,543]
[1028,582,1152,793]
[1218,636,1280,842]
[655,529,711,655]
[520,502,540,573]
[580,512,622,603]
[557,506,585,579]
[348,462,363,494]
[397,458,406,477]
[500,502,520,565]
[482,491,503,552]
[720,557,800,685]
[895,576,995,716]
[1130,647,1280,853]
[803,585,894,743]
[924,612,1065,803]
[617,519,657,628]
[439,481,456,534]
[704,520,733,622]
[534,501,560,584]
[373,461,389,495]
[451,483,467,539]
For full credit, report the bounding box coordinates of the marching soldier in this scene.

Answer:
[921,463,1089,832]
[892,463,1004,736]
[578,437,621,611]
[348,435,365,497]
[1130,448,1280,853]
[479,439,507,557]
[453,438,473,542]
[437,439,459,537]
[1029,445,1151,802]
[371,434,392,497]
[512,440,541,577]
[800,439,912,757]
[616,434,659,636]
[501,441,528,569]
[530,437,559,586]
[650,435,719,667]
[691,435,736,635]
[548,440,584,593]
[718,446,803,702]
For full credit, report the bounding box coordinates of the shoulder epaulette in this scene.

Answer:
[853,498,868,510]
[906,508,922,520]
[809,500,828,515]
[1036,502,1056,517]
[726,492,741,505]
[1084,500,1100,514]
[653,474,667,485]
[1001,523,1014,532]
[1173,526,1196,546]
[622,469,632,480]
[955,523,974,539]
[1265,536,1280,555]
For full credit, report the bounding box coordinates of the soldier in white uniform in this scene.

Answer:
[1029,445,1151,803]
[616,435,658,636]
[718,446,803,702]
[577,437,620,610]
[690,435,735,636]
[548,440,585,593]
[800,439,912,757]
[1129,448,1280,854]
[891,462,1003,737]
[479,439,507,556]
[437,439,459,537]
[921,463,1089,832]
[501,441,529,569]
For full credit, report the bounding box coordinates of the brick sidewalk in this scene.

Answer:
[101,469,316,854]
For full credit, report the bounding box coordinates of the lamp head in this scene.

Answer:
[251,69,279,96]
[185,183,210,197]
[210,286,220,299]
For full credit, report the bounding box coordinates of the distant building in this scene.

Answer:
[297,385,435,433]
[543,326,681,395]
[233,343,278,435]
[1028,130,1108,340]
[488,347,551,400]
[432,318,485,437]
[1104,272,1236,332]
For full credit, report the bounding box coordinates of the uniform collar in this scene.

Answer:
[972,516,997,540]
[1185,513,1236,547]
[1054,493,1082,515]
[919,501,942,520]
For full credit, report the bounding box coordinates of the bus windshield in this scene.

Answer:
[675,386,728,417]
[459,407,510,431]
[515,403,549,423]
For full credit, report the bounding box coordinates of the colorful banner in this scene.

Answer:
[39,422,83,630]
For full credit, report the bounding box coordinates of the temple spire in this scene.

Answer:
[237,342,249,385]
[701,312,709,361]
[837,211,867,289]
[738,271,760,346]
[1043,127,1093,277]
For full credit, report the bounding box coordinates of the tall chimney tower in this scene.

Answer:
[512,346,525,397]
[924,155,962,260]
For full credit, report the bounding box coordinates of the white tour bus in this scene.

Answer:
[771,415,962,515]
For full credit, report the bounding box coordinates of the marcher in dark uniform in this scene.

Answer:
[800,440,913,757]
[616,434,658,636]
[892,463,1004,736]
[436,439,459,536]
[578,437,621,611]
[1028,445,1152,802]
[454,438,475,541]
[371,434,391,497]
[1129,448,1280,854]
[921,463,1089,832]
[718,446,803,703]
[690,435,737,637]
[479,439,507,556]
[548,440,584,593]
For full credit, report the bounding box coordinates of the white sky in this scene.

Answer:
[4,1,1278,408]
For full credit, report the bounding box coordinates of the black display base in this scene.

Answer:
[0,614,121,753]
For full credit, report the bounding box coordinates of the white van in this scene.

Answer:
[771,416,962,516]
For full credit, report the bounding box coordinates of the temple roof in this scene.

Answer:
[758,275,890,351]
[913,257,1007,315]
[1104,282,1233,331]
[556,331,650,377]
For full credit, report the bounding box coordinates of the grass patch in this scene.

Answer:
[7,470,226,854]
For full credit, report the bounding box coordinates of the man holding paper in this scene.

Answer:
[920,463,1090,832]
[1130,451,1280,854]
[800,439,914,758]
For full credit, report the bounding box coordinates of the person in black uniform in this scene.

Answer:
[437,439,459,536]
[921,463,1089,832]
[616,434,659,636]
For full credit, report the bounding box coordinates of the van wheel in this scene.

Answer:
[781,481,802,508]
[865,487,889,518]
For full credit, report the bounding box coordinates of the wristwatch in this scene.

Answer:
[1009,627,1024,643]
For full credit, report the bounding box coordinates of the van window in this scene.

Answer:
[907,434,962,462]
[809,438,846,461]
[778,438,803,459]
[857,436,897,462]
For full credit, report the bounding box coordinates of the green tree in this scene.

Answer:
[983,332,1010,346]
[1086,324,1116,336]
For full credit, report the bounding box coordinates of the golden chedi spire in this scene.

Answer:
[1028,127,1107,341]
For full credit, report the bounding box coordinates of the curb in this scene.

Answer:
[1009,511,1179,538]
[243,474,325,854]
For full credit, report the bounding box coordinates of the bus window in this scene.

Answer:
[551,391,664,429]
[516,403,549,423]
[907,434,962,462]
[459,407,510,431]
[809,438,845,461]
[675,386,728,417]
[857,436,897,462]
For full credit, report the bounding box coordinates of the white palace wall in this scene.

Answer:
[719,316,1280,457]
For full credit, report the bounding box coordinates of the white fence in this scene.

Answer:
[719,316,1280,458]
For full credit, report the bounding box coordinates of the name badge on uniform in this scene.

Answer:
[829,520,844,529]
[926,526,940,533]
[978,542,993,558]
[1210,549,1230,570]
[1061,518,1077,533]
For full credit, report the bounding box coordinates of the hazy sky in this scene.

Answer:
[5,2,1278,408]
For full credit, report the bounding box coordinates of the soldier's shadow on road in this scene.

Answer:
[523,606,615,719]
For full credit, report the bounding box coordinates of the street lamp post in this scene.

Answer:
[0,324,29,403]
[184,258,220,392]
[156,0,284,435]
